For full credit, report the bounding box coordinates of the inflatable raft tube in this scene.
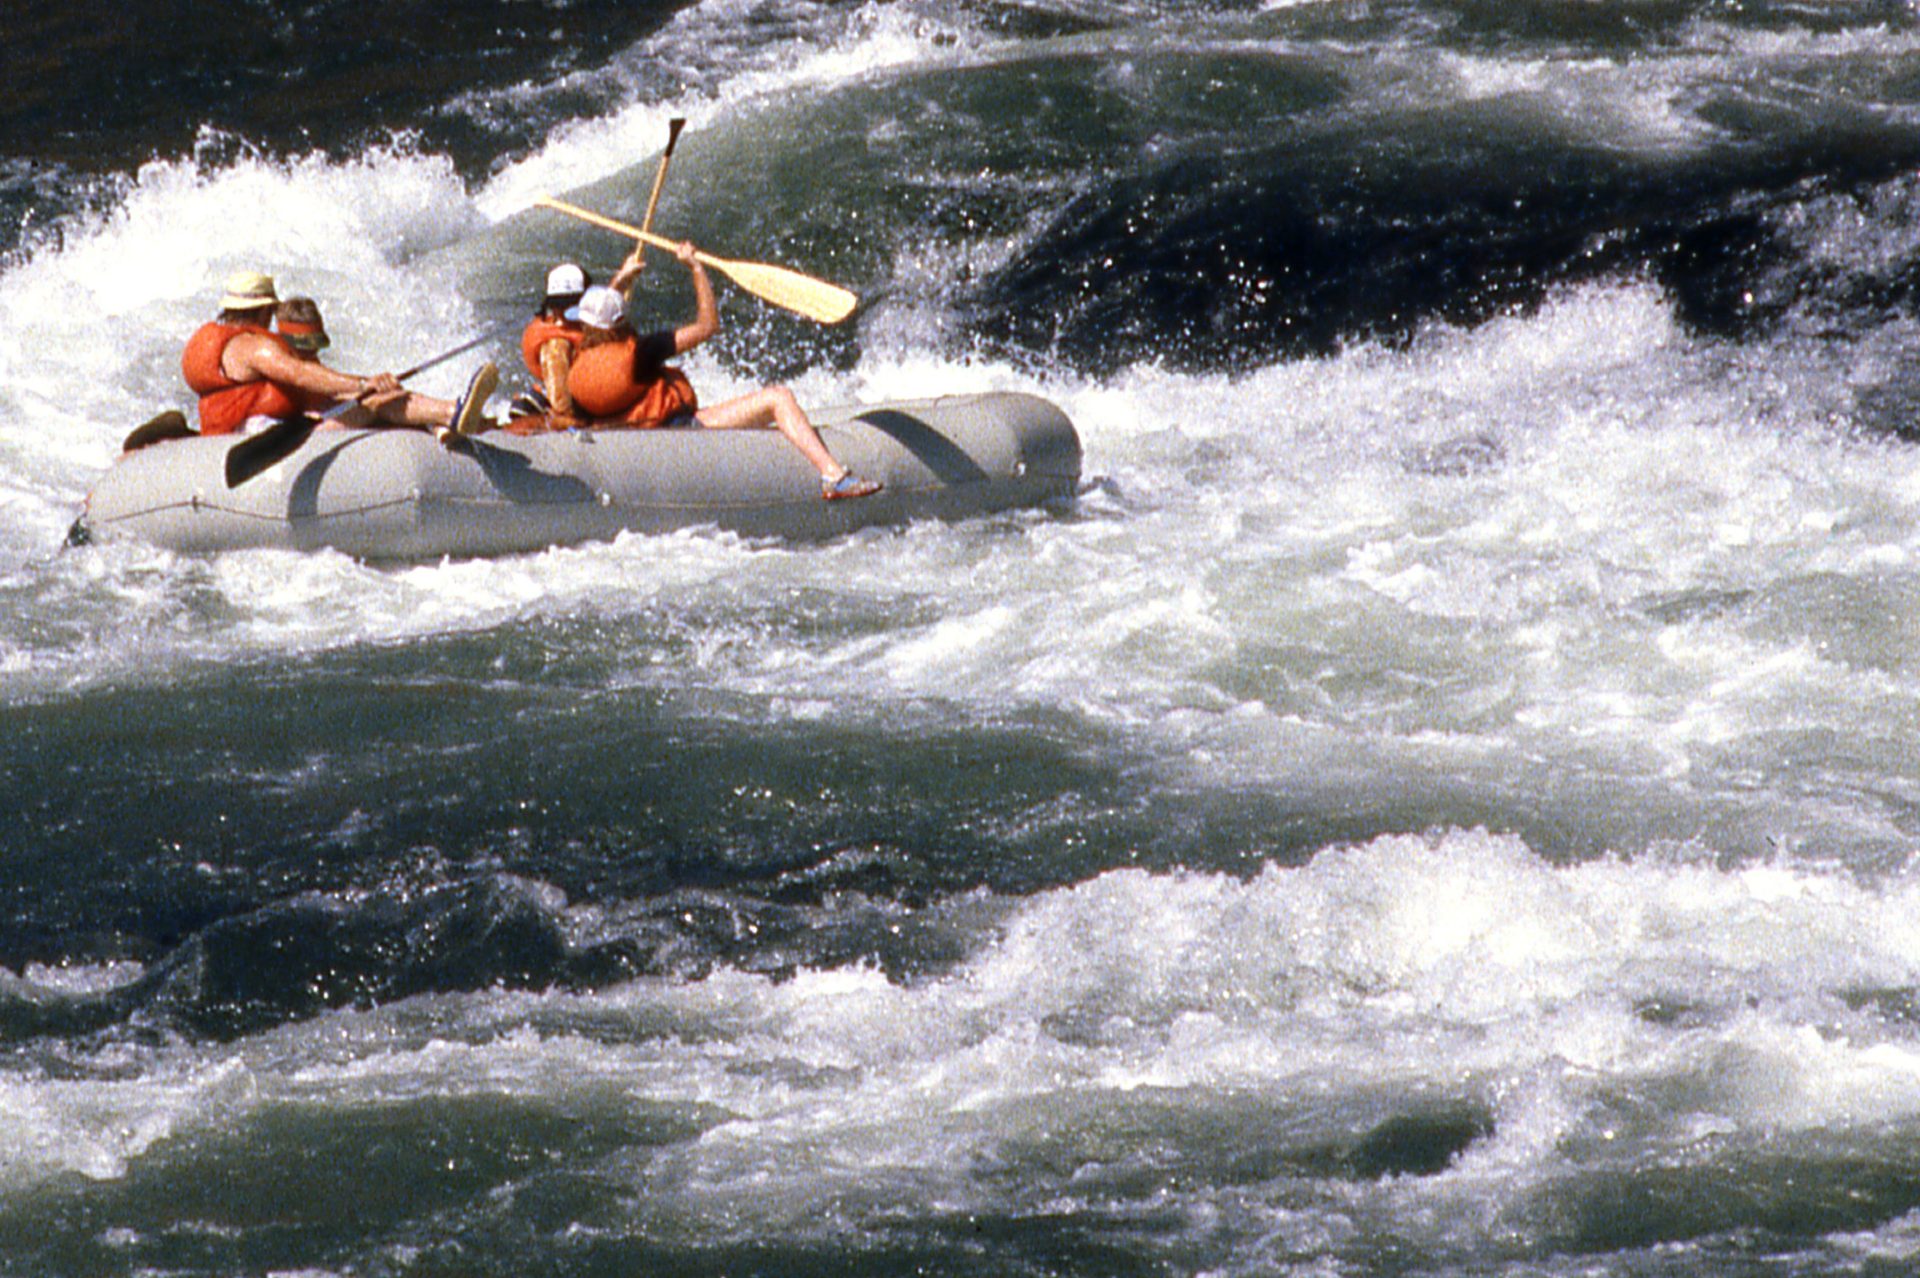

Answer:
[80,392,1081,559]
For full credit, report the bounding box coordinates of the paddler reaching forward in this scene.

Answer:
[181,270,493,443]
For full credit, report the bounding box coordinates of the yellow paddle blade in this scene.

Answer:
[700,257,858,325]
[533,195,859,325]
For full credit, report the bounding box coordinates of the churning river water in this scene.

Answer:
[3,1,1920,1274]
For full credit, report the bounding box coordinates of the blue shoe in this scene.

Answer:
[508,387,550,419]
[823,470,881,501]
[451,362,499,438]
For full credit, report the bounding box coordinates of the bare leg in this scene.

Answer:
[310,364,495,443]
[695,385,845,480]
[323,394,453,431]
[374,394,455,429]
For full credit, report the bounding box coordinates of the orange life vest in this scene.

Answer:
[521,316,582,379]
[567,335,698,428]
[180,322,304,435]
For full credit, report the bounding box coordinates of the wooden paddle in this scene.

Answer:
[640,118,686,242]
[223,330,499,488]
[533,195,858,325]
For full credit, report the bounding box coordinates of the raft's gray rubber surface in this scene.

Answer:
[83,393,1082,559]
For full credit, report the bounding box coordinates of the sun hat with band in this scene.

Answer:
[220,270,278,312]
[276,297,330,353]
[567,285,625,329]
[278,319,329,353]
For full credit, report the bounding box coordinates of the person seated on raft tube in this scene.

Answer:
[511,255,652,426]
[182,271,490,443]
[564,242,883,501]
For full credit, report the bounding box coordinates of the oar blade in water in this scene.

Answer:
[121,410,195,453]
[223,417,318,488]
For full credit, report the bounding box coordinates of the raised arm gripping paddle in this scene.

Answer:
[533,195,858,325]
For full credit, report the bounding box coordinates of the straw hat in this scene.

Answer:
[220,270,278,311]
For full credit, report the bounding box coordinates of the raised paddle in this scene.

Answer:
[533,195,859,325]
[639,118,686,243]
[222,330,499,488]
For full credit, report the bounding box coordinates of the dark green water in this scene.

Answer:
[3,2,1920,1274]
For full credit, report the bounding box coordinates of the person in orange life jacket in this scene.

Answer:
[514,248,650,427]
[181,271,492,442]
[565,242,882,500]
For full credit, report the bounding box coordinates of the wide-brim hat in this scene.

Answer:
[279,318,330,352]
[220,270,278,311]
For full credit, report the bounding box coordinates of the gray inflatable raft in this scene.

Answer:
[81,392,1081,559]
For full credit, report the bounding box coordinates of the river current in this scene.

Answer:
[2,2,1919,1275]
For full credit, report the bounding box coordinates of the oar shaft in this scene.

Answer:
[640,118,686,238]
[533,194,858,324]
[396,329,497,383]
[536,196,731,271]
[318,328,498,422]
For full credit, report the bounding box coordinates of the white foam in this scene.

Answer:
[1418,48,1712,151]
[0,9,1914,1269]
[0,0,1909,937]
[0,960,145,998]
[10,832,1920,1253]
[474,0,989,220]
[1,264,1914,860]
[0,1054,256,1187]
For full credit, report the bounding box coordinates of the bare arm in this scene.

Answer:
[226,333,393,401]
[539,340,579,422]
[608,243,647,294]
[670,242,717,355]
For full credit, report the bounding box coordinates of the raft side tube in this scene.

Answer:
[83,392,1082,558]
